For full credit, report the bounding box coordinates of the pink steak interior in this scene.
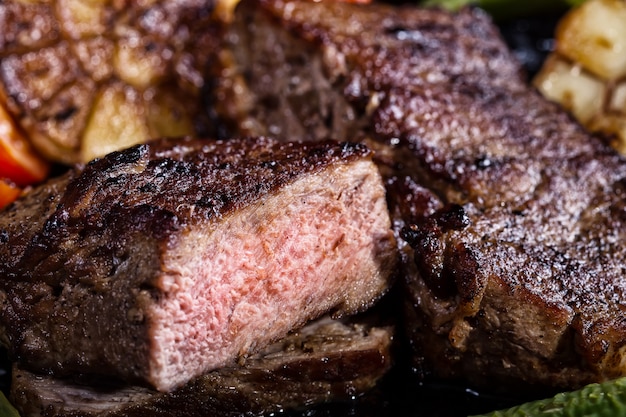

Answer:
[147,159,394,391]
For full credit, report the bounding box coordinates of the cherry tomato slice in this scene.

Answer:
[0,102,50,187]
[0,179,21,210]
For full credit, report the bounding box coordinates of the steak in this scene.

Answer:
[10,316,393,417]
[214,0,626,393]
[0,136,397,392]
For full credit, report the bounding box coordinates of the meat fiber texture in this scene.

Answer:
[0,136,397,392]
[11,316,393,417]
[214,0,626,393]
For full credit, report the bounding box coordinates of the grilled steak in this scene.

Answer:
[214,0,626,393]
[0,136,397,392]
[10,316,393,417]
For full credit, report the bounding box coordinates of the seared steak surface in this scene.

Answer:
[0,136,397,392]
[11,317,393,417]
[216,0,626,392]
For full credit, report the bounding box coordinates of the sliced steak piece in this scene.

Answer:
[215,0,626,393]
[10,316,393,417]
[0,136,397,392]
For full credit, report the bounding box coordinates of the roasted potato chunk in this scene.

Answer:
[0,0,220,165]
[534,0,626,154]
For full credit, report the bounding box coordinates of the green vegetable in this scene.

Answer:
[471,377,626,417]
[420,0,587,20]
[0,392,20,417]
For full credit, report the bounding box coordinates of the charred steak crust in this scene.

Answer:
[214,0,523,145]
[10,317,393,417]
[217,0,626,392]
[0,136,397,392]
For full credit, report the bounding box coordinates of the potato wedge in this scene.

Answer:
[534,0,626,153]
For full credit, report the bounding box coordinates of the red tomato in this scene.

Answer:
[0,102,50,188]
[0,178,22,210]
